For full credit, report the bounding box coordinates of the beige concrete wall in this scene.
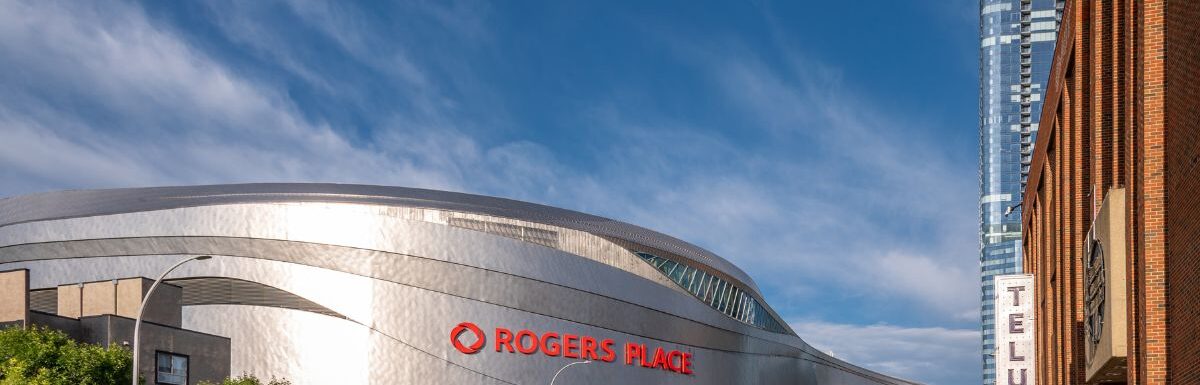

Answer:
[81,280,117,317]
[116,278,182,328]
[55,278,181,327]
[56,283,81,318]
[0,269,29,325]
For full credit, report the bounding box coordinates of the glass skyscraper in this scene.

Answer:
[978,0,1062,384]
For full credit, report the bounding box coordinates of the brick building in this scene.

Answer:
[1020,0,1198,384]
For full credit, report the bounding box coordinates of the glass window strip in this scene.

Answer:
[744,300,754,324]
[706,277,719,304]
[704,275,716,302]
[660,260,678,275]
[711,280,725,308]
[668,265,679,283]
[635,251,786,333]
[736,294,748,321]
[720,282,732,311]
[721,283,733,313]
[724,286,734,316]
[716,283,726,312]
[671,264,688,283]
[726,286,737,315]
[756,301,766,326]
[725,288,735,316]
[686,269,700,293]
[734,290,744,316]
[723,286,733,314]
[700,277,710,304]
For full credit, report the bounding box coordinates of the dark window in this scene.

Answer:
[155,351,188,385]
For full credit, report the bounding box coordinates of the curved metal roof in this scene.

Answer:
[0,183,760,294]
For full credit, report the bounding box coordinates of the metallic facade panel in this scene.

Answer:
[0,185,915,384]
[169,277,346,319]
[0,184,758,292]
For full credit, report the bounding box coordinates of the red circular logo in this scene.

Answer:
[451,322,486,354]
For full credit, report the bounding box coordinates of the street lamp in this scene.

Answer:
[131,255,212,385]
[550,360,591,385]
[1004,202,1023,217]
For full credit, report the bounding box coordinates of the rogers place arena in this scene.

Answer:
[0,184,916,385]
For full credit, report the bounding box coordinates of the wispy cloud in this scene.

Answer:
[0,0,978,322]
[792,320,978,385]
[0,0,979,381]
[579,45,981,321]
[0,0,466,190]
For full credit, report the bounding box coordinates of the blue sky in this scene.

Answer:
[0,1,980,383]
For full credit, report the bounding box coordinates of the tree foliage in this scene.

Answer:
[199,374,291,385]
[0,326,132,385]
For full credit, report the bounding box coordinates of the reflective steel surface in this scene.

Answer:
[0,184,917,385]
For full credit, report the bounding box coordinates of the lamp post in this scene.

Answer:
[131,255,211,385]
[549,360,591,385]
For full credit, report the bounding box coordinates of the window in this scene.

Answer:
[687,270,703,294]
[156,352,188,385]
[634,251,788,333]
[712,280,727,309]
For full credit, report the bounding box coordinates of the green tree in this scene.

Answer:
[0,326,132,385]
[199,374,291,385]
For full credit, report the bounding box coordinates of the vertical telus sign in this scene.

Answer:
[995,274,1035,385]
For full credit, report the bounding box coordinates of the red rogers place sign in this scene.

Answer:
[449,322,694,375]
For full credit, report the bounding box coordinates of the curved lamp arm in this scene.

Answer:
[131,255,211,385]
[550,360,591,385]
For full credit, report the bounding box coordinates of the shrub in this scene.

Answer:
[199,374,292,385]
[0,326,132,385]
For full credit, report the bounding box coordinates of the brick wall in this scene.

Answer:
[1165,0,1200,382]
[1136,0,1168,383]
[1122,0,1141,383]
[1020,0,1197,384]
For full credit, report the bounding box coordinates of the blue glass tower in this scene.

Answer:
[978,0,1062,384]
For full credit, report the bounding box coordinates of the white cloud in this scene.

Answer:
[0,2,983,382]
[0,0,483,192]
[853,252,980,321]
[0,0,978,330]
[791,320,979,385]
[567,50,981,321]
[0,0,984,316]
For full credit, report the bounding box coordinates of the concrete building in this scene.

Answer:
[978,1,1063,383]
[0,184,917,385]
[1021,0,1200,383]
[0,269,231,385]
